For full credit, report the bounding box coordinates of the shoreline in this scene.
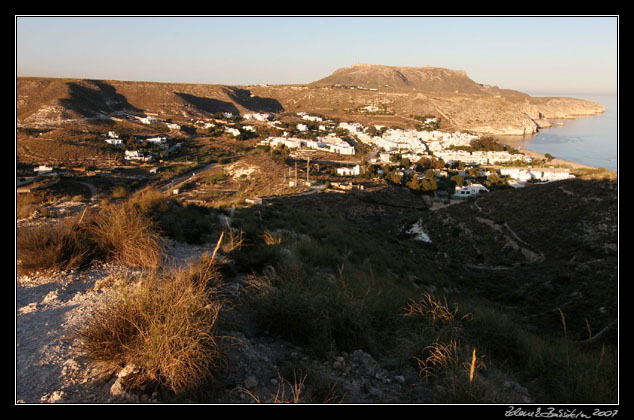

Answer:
[494,130,615,173]
[506,145,599,170]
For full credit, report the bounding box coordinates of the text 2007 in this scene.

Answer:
[592,410,618,418]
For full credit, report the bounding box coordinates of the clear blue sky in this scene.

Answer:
[16,16,618,95]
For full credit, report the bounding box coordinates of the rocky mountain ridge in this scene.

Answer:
[17,64,606,137]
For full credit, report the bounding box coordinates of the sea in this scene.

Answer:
[494,93,618,172]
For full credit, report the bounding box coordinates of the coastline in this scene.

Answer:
[502,93,617,173]
[498,143,599,170]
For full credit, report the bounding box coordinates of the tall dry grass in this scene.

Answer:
[78,255,226,396]
[88,203,163,268]
[16,216,95,274]
[17,188,167,274]
[403,293,470,324]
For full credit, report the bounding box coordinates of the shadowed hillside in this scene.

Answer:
[58,80,142,118]
[416,178,618,341]
[224,87,284,113]
[174,92,241,115]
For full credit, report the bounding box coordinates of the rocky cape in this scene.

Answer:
[17,65,605,137]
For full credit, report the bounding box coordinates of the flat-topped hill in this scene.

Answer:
[310,63,528,96]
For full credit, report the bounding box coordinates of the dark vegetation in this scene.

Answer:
[17,175,618,403]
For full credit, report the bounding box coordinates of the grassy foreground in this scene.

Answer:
[16,185,618,403]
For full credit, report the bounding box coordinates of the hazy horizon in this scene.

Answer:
[16,16,618,95]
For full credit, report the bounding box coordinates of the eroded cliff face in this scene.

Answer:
[417,94,606,136]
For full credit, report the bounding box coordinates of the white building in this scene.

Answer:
[454,183,489,198]
[328,143,356,155]
[264,136,355,156]
[336,165,361,176]
[137,115,159,124]
[225,127,241,137]
[34,165,53,174]
[105,138,124,147]
[500,167,574,182]
[338,122,364,134]
[243,113,271,121]
[143,136,168,146]
[125,150,151,161]
[302,114,323,122]
[166,123,181,130]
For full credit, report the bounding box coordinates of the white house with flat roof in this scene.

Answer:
[454,183,489,198]
[336,165,361,176]
[125,150,151,161]
[500,167,574,182]
[34,165,53,174]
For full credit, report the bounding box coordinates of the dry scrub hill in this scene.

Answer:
[18,65,605,138]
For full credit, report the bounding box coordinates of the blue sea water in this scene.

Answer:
[496,93,618,172]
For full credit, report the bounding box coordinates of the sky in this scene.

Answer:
[15,15,619,95]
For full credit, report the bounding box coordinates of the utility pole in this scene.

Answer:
[307,157,310,183]
[295,161,298,187]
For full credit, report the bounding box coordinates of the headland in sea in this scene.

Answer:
[495,93,617,173]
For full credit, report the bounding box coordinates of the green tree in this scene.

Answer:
[421,177,437,192]
[388,171,402,185]
[450,174,465,187]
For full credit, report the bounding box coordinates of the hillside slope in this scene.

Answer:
[17,65,606,137]
[16,78,283,126]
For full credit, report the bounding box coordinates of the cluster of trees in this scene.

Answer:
[372,153,512,195]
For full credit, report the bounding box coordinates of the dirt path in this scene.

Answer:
[16,266,120,403]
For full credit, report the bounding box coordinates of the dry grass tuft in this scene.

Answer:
[88,203,163,268]
[17,189,166,273]
[220,226,245,254]
[403,293,469,324]
[261,229,284,245]
[414,338,460,378]
[16,216,95,274]
[236,371,309,404]
[78,258,225,396]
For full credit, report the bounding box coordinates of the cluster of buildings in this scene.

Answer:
[499,167,574,183]
[433,149,532,166]
[101,130,181,162]
[98,109,573,189]
[243,113,273,121]
[258,113,537,169]
[133,115,181,130]
[262,135,356,156]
